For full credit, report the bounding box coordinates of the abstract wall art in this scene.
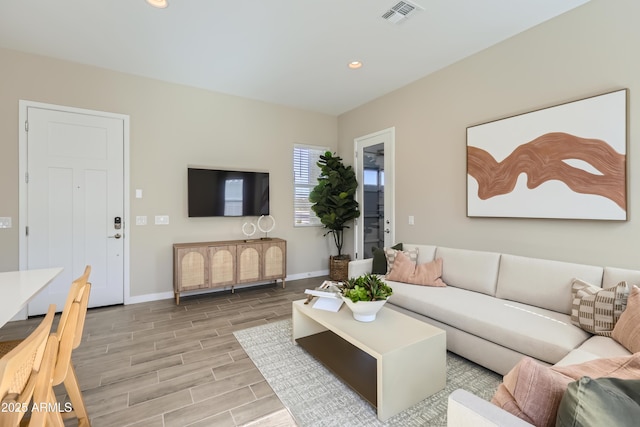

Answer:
[467,89,627,220]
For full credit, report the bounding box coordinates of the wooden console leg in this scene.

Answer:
[175,292,180,305]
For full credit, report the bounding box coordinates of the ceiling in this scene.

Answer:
[0,0,591,115]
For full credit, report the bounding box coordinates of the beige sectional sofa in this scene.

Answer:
[347,244,640,426]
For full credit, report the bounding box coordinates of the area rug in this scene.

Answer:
[234,319,502,427]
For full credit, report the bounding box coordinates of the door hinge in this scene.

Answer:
[24,121,28,132]
[25,172,29,183]
[25,226,29,236]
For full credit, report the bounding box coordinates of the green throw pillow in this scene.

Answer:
[371,243,402,274]
[556,376,640,427]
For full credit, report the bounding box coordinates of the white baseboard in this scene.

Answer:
[285,270,329,281]
[124,270,329,306]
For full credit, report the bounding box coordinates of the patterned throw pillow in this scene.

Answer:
[570,279,630,336]
[385,247,418,273]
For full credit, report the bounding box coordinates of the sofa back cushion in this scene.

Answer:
[603,267,640,288]
[496,254,604,314]
[403,244,437,264]
[434,246,501,296]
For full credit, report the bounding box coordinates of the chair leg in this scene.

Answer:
[62,364,90,427]
[47,392,65,427]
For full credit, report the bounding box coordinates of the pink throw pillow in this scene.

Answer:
[612,285,640,353]
[491,357,572,427]
[385,251,415,282]
[492,353,640,427]
[409,258,446,287]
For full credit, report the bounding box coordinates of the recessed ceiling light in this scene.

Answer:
[146,0,168,8]
[348,61,363,69]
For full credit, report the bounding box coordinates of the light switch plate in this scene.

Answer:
[136,216,147,226]
[0,217,12,228]
[155,215,169,225]
[135,189,143,199]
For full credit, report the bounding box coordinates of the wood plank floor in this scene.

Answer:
[0,276,325,426]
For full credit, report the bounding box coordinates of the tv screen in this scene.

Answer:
[188,168,270,217]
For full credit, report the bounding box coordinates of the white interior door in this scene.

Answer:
[25,105,125,315]
[354,128,395,260]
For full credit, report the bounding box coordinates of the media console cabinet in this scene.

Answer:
[173,238,286,304]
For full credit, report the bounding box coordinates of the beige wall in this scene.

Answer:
[0,48,337,297]
[338,0,640,269]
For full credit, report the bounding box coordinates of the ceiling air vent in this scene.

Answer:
[382,1,423,24]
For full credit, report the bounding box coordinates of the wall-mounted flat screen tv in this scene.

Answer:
[188,168,270,217]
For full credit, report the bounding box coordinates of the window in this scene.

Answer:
[293,144,328,226]
[223,178,243,216]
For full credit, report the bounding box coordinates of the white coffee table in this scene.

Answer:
[292,299,446,421]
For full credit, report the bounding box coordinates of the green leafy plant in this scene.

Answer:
[309,151,360,257]
[341,273,393,302]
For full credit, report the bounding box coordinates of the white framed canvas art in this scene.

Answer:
[467,89,627,220]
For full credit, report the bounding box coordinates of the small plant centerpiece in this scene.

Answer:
[340,273,393,322]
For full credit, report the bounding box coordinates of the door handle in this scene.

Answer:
[108,233,122,239]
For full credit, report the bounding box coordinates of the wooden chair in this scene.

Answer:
[0,305,63,427]
[0,266,92,427]
[27,334,63,427]
[51,266,92,427]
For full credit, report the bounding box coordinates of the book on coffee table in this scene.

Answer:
[304,281,343,312]
[311,296,343,312]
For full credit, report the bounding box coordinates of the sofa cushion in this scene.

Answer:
[387,280,590,364]
[603,266,640,288]
[434,246,500,296]
[570,279,630,336]
[556,377,640,427]
[555,335,631,367]
[612,285,640,353]
[496,254,604,314]
[402,244,437,265]
[371,243,402,274]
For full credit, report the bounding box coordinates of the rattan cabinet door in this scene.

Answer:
[208,245,236,287]
[175,247,209,292]
[237,243,262,284]
[262,240,286,281]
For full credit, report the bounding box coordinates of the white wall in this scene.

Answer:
[338,0,640,269]
[0,47,337,298]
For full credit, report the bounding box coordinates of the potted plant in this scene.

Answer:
[340,273,393,322]
[309,151,360,281]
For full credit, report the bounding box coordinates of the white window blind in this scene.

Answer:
[293,144,328,226]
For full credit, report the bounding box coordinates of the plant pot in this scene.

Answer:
[341,297,387,322]
[329,255,350,281]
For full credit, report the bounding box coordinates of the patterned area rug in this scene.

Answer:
[234,319,502,427]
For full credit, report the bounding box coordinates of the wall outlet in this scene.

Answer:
[408,215,415,225]
[136,216,147,226]
[0,217,12,228]
[155,215,169,225]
